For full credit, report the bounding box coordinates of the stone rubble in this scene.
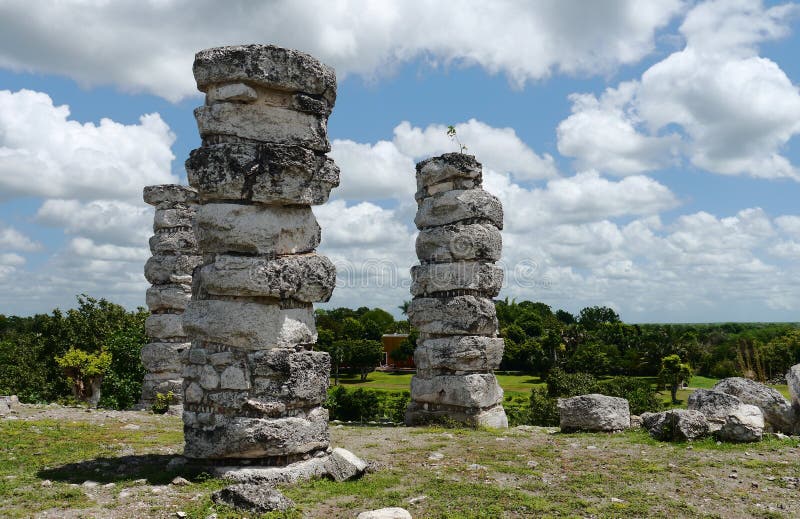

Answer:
[406,153,507,428]
[712,377,794,434]
[211,483,295,513]
[139,185,199,408]
[182,44,339,462]
[687,389,765,442]
[641,409,710,441]
[557,394,630,432]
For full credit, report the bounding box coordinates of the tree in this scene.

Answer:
[341,317,366,340]
[659,354,692,404]
[346,339,383,381]
[398,301,411,316]
[319,340,349,386]
[578,306,620,330]
[56,347,112,407]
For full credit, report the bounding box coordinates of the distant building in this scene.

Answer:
[381,333,414,369]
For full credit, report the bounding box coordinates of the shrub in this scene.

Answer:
[597,377,661,415]
[503,394,531,426]
[528,387,559,426]
[151,391,174,414]
[326,386,409,423]
[55,347,112,406]
[545,368,598,397]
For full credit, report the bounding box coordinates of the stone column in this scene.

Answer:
[406,154,508,428]
[140,185,200,408]
[182,45,339,462]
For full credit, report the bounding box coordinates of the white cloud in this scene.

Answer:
[329,139,416,201]
[557,0,800,180]
[0,89,177,202]
[0,0,684,101]
[35,199,152,247]
[0,223,42,252]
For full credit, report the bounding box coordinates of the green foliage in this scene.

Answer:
[151,391,175,414]
[659,354,692,403]
[528,387,560,426]
[326,385,409,422]
[578,306,621,329]
[56,347,112,377]
[597,377,662,415]
[346,339,383,381]
[545,368,597,398]
[710,358,738,379]
[446,125,467,153]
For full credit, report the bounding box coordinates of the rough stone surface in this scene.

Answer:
[557,394,631,432]
[413,336,504,372]
[141,342,190,373]
[405,401,507,428]
[416,223,502,263]
[144,254,202,285]
[642,409,710,441]
[194,103,329,151]
[143,185,198,208]
[215,456,329,484]
[211,484,294,513]
[207,82,258,103]
[194,203,320,255]
[145,314,185,340]
[196,253,335,302]
[149,230,197,254]
[717,404,765,442]
[357,508,412,519]
[788,364,800,410]
[416,189,503,230]
[154,207,195,230]
[408,296,498,336]
[323,447,368,482]
[410,262,503,298]
[146,284,192,312]
[688,389,751,432]
[183,300,316,349]
[416,153,482,190]
[193,44,337,106]
[186,142,339,205]
[410,373,503,409]
[713,377,794,433]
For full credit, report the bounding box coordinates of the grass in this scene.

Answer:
[336,371,545,395]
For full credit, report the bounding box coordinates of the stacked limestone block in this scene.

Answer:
[182,45,339,462]
[140,185,200,407]
[406,154,508,428]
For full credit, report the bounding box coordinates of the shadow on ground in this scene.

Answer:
[37,454,206,485]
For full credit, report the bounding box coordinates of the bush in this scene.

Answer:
[151,391,174,414]
[710,359,738,379]
[528,387,559,426]
[326,386,409,423]
[545,368,598,397]
[504,394,532,426]
[597,377,661,415]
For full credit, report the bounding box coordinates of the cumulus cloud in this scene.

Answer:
[0,223,42,252]
[557,0,800,180]
[0,89,177,202]
[35,199,152,247]
[0,0,684,101]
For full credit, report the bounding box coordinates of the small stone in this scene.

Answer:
[729,473,738,479]
[118,490,132,499]
[212,483,294,513]
[40,479,52,487]
[82,480,99,488]
[428,452,444,461]
[357,507,412,519]
[467,463,487,471]
[324,447,368,482]
[171,476,191,486]
[220,366,249,390]
[408,495,427,504]
[103,482,116,488]
[121,424,140,430]
[610,497,625,503]
[527,460,539,468]
[176,512,187,518]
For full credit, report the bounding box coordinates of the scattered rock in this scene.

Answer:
[527,460,539,468]
[641,409,710,441]
[717,404,764,443]
[212,483,294,513]
[40,479,52,487]
[323,447,368,482]
[408,495,427,505]
[171,476,191,486]
[713,377,794,433]
[103,482,116,488]
[467,463,487,471]
[629,414,643,429]
[428,452,444,461]
[82,480,99,488]
[557,394,630,432]
[610,497,625,503]
[121,423,140,430]
[357,507,412,519]
[175,512,187,518]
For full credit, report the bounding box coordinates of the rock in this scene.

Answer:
[183,300,316,350]
[140,342,189,373]
[408,296,497,336]
[427,452,444,461]
[82,480,99,488]
[413,336,504,372]
[410,261,503,298]
[557,394,630,432]
[215,456,328,484]
[195,253,335,302]
[206,82,258,103]
[712,377,794,433]
[416,153,482,190]
[630,414,643,429]
[175,512,187,518]
[145,314,185,341]
[40,479,52,487]
[787,364,800,410]
[717,404,764,442]
[357,507,412,519]
[688,389,752,432]
[144,254,202,285]
[170,476,191,486]
[149,229,197,254]
[323,447,368,482]
[143,185,198,208]
[416,223,501,263]
[194,103,329,151]
[183,408,329,459]
[410,373,503,409]
[153,207,196,231]
[193,44,337,106]
[211,483,294,513]
[186,142,339,205]
[249,348,330,405]
[415,189,503,230]
[194,203,320,255]
[146,284,192,312]
[641,409,710,441]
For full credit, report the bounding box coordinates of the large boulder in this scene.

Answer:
[557,394,630,432]
[323,447,368,482]
[212,484,294,513]
[717,403,764,443]
[712,377,794,433]
[641,409,710,441]
[687,389,745,432]
[786,364,800,409]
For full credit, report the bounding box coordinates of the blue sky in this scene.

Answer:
[1,0,800,323]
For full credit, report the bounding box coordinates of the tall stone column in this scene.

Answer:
[141,185,200,408]
[182,45,339,462]
[406,154,508,428]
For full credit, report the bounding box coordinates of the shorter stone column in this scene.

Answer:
[140,185,200,408]
[406,154,508,428]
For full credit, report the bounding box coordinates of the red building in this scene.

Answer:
[381,334,415,369]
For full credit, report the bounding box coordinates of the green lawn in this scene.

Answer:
[335,371,544,395]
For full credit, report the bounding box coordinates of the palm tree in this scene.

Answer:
[398,300,410,316]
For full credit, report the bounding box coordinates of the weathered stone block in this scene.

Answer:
[323,447,367,482]
[194,103,329,152]
[687,389,749,432]
[415,177,482,202]
[186,142,339,205]
[410,373,503,408]
[416,153,481,190]
[716,404,764,442]
[405,401,507,428]
[149,229,197,254]
[141,376,182,402]
[557,394,630,432]
[154,207,196,230]
[144,254,202,285]
[194,203,320,255]
[183,407,330,458]
[415,189,503,230]
[141,342,189,373]
[143,184,198,208]
[712,377,794,434]
[408,296,497,336]
[183,300,316,350]
[146,283,192,312]
[249,348,330,406]
[414,336,504,372]
[196,254,335,302]
[221,366,251,390]
[145,313,185,340]
[416,223,501,263]
[207,82,258,103]
[410,261,503,297]
[641,409,710,441]
[193,44,336,107]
